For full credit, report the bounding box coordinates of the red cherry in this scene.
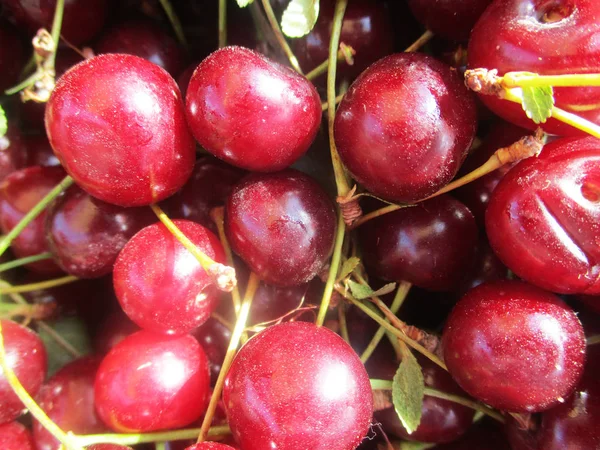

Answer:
[185,46,322,172]
[190,317,231,386]
[184,444,236,450]
[223,322,373,450]
[442,281,586,412]
[93,311,140,355]
[45,54,196,207]
[0,124,28,183]
[0,422,35,450]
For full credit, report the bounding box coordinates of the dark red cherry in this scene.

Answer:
[114,220,226,335]
[359,195,478,291]
[334,52,477,203]
[407,0,493,41]
[0,124,28,183]
[185,46,322,172]
[434,418,511,450]
[96,20,187,77]
[225,170,336,287]
[458,238,508,294]
[0,422,35,450]
[468,0,600,136]
[223,322,373,450]
[486,136,600,295]
[0,320,47,425]
[190,317,231,386]
[0,166,65,274]
[23,133,61,168]
[33,356,107,450]
[0,23,25,93]
[2,0,108,45]
[45,54,196,207]
[442,280,586,412]
[45,185,155,278]
[93,311,140,356]
[94,330,210,432]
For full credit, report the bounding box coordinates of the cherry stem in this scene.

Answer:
[0,275,78,295]
[150,204,236,292]
[404,29,434,53]
[158,0,188,49]
[197,271,260,443]
[47,0,65,70]
[0,321,84,450]
[321,93,344,111]
[360,281,412,363]
[502,72,600,88]
[260,0,303,74]
[74,425,231,447]
[369,379,505,423]
[0,252,53,273]
[338,302,350,343]
[587,335,600,346]
[155,442,166,450]
[218,0,227,48]
[305,46,355,81]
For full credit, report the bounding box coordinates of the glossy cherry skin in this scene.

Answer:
[94,330,210,432]
[0,320,47,424]
[225,170,336,286]
[457,238,508,294]
[359,195,478,291]
[186,46,322,172]
[184,444,236,450]
[114,220,226,335]
[33,356,107,450]
[0,422,35,450]
[334,52,477,203]
[407,0,493,41]
[0,23,25,93]
[468,0,600,136]
[190,317,231,386]
[0,166,65,274]
[486,136,600,295]
[443,280,586,412]
[45,54,196,207]
[223,322,373,450]
[2,0,108,45]
[96,20,187,77]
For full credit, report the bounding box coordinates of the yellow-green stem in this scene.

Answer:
[0,275,78,294]
[211,207,241,314]
[0,252,53,273]
[502,72,600,88]
[158,0,188,49]
[404,29,434,52]
[260,0,303,73]
[47,0,65,69]
[218,0,227,48]
[587,335,600,346]
[316,213,345,327]
[306,47,353,81]
[338,302,350,343]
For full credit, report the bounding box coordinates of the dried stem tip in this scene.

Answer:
[208,263,237,292]
[496,128,546,165]
[464,68,504,97]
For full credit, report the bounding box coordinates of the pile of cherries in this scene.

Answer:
[0,0,599,449]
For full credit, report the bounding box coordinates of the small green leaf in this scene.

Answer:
[281,0,320,38]
[371,282,397,298]
[347,280,373,300]
[392,349,424,435]
[236,0,254,7]
[338,256,360,281]
[39,317,92,376]
[521,85,554,124]
[0,105,7,139]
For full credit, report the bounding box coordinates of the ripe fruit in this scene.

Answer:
[0,422,35,450]
[45,54,196,207]
[184,444,236,450]
[334,52,477,203]
[185,46,322,172]
[442,281,586,412]
[223,322,373,450]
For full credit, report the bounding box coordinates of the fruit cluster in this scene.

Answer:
[0,0,599,449]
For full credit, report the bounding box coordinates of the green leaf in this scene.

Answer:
[0,104,7,139]
[371,282,396,298]
[347,280,373,300]
[39,317,92,376]
[236,0,254,7]
[338,256,360,281]
[521,85,554,124]
[281,0,320,38]
[392,349,424,435]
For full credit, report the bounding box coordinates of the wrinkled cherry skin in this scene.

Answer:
[94,330,210,432]
[359,195,478,291]
[45,54,196,207]
[486,136,600,295]
[334,52,477,203]
[0,166,65,274]
[186,46,322,172]
[45,186,155,278]
[96,20,187,77]
[2,0,108,45]
[0,23,25,93]
[114,220,226,335]
[0,422,35,450]
[468,0,600,136]
[225,170,336,287]
[33,356,107,450]
[0,320,47,425]
[442,280,586,412]
[223,322,373,450]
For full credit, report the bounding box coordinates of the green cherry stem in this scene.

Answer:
[502,72,600,88]
[338,302,351,343]
[260,0,303,74]
[157,0,188,49]
[404,29,434,53]
[0,275,78,295]
[587,335,600,346]
[155,442,167,450]
[305,46,355,81]
[0,321,84,450]
[320,93,344,111]
[0,252,53,273]
[47,0,65,70]
[218,0,227,48]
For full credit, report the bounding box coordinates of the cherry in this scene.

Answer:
[93,311,140,355]
[96,20,187,77]
[0,320,47,425]
[45,185,155,278]
[486,136,600,295]
[0,421,35,450]
[442,280,586,412]
[184,444,236,450]
[114,220,226,335]
[190,317,231,386]
[0,124,28,183]
[468,0,600,136]
[0,22,25,93]
[225,170,336,287]
[33,356,107,450]
[433,417,511,450]
[45,53,196,207]
[334,52,477,203]
[94,330,210,432]
[23,133,61,168]
[0,166,66,274]
[1,0,108,46]
[457,238,508,294]
[223,322,373,450]
[358,195,478,291]
[185,46,322,172]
